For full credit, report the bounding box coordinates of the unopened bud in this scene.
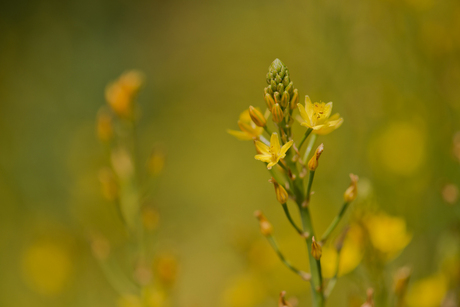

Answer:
[308,144,324,171]
[344,174,359,202]
[272,103,284,123]
[96,108,114,142]
[254,210,273,236]
[281,91,290,108]
[285,82,293,96]
[269,177,289,204]
[311,236,322,260]
[361,288,374,307]
[249,106,266,127]
[274,92,281,105]
[264,93,275,110]
[290,89,299,110]
[394,267,411,297]
[278,291,292,307]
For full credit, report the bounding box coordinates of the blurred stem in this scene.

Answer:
[303,134,317,162]
[266,235,307,280]
[299,205,325,307]
[321,202,350,244]
[298,128,313,151]
[305,171,315,206]
[324,248,341,298]
[263,126,272,136]
[97,257,140,295]
[281,203,303,235]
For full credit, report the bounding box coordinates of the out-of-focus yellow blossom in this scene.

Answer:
[227,109,264,140]
[118,294,143,307]
[96,108,114,142]
[143,287,169,307]
[154,253,178,287]
[21,240,73,296]
[406,274,448,307]
[147,148,166,176]
[222,274,266,307]
[322,225,364,278]
[142,206,160,231]
[254,132,293,169]
[370,122,425,176]
[105,70,144,118]
[364,212,412,259]
[297,96,343,135]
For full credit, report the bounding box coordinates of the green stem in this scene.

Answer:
[303,133,318,162]
[299,206,325,307]
[267,235,307,280]
[263,126,272,136]
[298,128,313,151]
[321,202,350,243]
[305,171,316,206]
[281,203,303,235]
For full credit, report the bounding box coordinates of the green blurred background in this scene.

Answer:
[1,0,460,306]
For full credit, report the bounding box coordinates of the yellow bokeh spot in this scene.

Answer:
[222,274,266,307]
[322,225,364,278]
[407,274,448,307]
[364,213,412,258]
[370,122,425,176]
[21,240,73,296]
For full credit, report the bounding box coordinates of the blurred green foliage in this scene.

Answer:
[0,0,459,306]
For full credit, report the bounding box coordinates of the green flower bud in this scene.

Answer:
[285,82,294,96]
[274,92,281,105]
[283,76,290,87]
[264,93,275,110]
[290,89,299,110]
[281,91,290,108]
[277,83,284,94]
[272,103,284,123]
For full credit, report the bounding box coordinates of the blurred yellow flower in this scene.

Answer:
[227,109,264,140]
[364,212,412,259]
[105,70,144,118]
[222,274,266,307]
[254,132,293,169]
[297,96,343,135]
[322,225,364,278]
[406,274,448,307]
[21,240,73,296]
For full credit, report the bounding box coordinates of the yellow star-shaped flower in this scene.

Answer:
[227,109,264,140]
[254,132,293,169]
[297,96,343,135]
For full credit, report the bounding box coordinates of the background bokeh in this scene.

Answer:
[1,0,460,306]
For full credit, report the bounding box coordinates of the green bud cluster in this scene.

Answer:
[264,59,299,111]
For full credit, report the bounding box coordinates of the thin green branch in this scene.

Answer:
[281,203,304,236]
[266,235,310,281]
[298,128,313,151]
[321,202,350,243]
[303,133,318,162]
[305,170,316,206]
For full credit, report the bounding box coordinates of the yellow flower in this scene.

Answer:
[227,109,264,140]
[297,96,343,135]
[254,132,293,169]
[406,274,448,307]
[364,212,412,259]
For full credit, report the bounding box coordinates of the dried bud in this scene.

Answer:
[264,93,275,110]
[308,144,324,171]
[272,103,284,123]
[311,236,322,260]
[269,177,289,204]
[361,288,374,307]
[290,89,299,110]
[254,210,273,236]
[249,106,266,127]
[344,174,359,202]
[278,291,292,307]
[394,267,411,297]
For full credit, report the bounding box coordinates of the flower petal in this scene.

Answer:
[227,129,252,140]
[255,154,272,163]
[280,140,294,156]
[297,104,312,127]
[255,140,270,155]
[270,132,281,153]
[324,102,333,119]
